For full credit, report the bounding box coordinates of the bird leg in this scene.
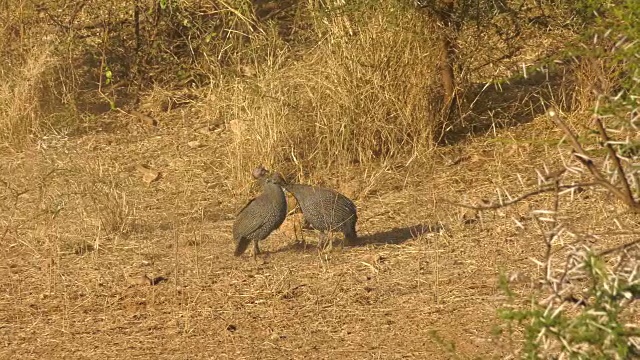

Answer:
[318,231,335,252]
[317,231,328,252]
[253,239,261,261]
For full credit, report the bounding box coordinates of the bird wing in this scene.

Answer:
[233,204,272,256]
[235,197,256,216]
[232,199,269,240]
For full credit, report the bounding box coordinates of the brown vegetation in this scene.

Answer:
[1,0,638,358]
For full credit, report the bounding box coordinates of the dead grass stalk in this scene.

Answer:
[0,45,55,148]
[204,2,441,187]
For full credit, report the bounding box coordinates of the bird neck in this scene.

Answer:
[263,183,285,201]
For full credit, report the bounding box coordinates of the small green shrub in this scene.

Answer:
[500,248,640,359]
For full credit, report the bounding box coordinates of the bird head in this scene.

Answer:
[251,165,269,180]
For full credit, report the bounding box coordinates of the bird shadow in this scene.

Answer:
[271,223,442,254]
[350,223,443,246]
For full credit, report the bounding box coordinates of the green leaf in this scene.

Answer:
[105,69,112,85]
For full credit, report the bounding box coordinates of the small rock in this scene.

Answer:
[128,274,153,286]
[143,171,161,184]
[197,126,211,134]
[462,209,479,224]
[269,332,285,341]
[187,140,202,149]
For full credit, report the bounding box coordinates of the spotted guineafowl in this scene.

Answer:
[256,166,358,249]
[233,167,287,259]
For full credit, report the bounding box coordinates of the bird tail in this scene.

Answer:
[234,237,251,257]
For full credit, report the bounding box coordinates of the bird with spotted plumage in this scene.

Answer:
[232,166,287,259]
[254,166,358,250]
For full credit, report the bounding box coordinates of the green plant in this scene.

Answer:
[450,4,640,355]
[496,5,640,355]
[499,247,640,359]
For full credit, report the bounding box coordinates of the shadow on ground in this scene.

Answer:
[353,223,443,246]
[272,223,443,254]
[441,65,575,145]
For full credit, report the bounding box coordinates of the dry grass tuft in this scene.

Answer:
[202,1,441,187]
[2,1,638,358]
[0,45,56,148]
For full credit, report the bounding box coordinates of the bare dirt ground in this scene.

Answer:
[1,111,638,359]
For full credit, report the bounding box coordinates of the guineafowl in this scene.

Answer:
[232,167,287,259]
[255,166,358,250]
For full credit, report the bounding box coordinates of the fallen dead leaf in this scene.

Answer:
[136,164,161,184]
[130,110,158,127]
[187,140,202,149]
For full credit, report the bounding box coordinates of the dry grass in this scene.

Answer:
[1,1,638,358]
[0,45,56,148]
[197,1,441,188]
[1,112,638,358]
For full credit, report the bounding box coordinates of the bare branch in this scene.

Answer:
[443,183,596,210]
[597,238,640,257]
[594,117,634,202]
[548,109,640,213]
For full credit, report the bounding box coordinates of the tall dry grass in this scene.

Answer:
[0,0,590,185]
[0,45,56,149]
[0,41,55,149]
[205,1,442,186]
[0,0,61,149]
